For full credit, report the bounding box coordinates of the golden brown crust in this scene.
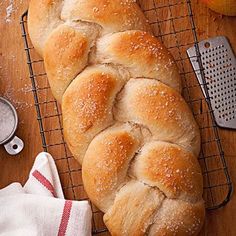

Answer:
[82,124,141,212]
[104,180,164,236]
[62,65,128,164]
[149,199,205,236]
[61,0,151,34]
[131,141,203,202]
[44,24,89,103]
[28,0,151,56]
[28,0,63,56]
[95,31,182,92]
[115,79,200,156]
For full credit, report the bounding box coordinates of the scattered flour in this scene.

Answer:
[3,84,33,111]
[1,51,33,111]
[2,0,23,24]
[5,0,14,23]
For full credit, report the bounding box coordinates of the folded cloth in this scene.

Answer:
[0,152,92,236]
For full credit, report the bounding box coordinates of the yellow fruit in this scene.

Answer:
[201,0,236,16]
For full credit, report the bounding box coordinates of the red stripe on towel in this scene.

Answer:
[32,170,56,197]
[58,200,73,236]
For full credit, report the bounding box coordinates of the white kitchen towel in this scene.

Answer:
[0,152,92,236]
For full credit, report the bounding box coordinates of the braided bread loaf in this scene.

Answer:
[28,0,205,235]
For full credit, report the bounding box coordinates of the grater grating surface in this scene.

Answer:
[187,36,236,129]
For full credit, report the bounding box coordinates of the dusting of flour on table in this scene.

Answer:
[2,0,23,24]
[5,0,14,23]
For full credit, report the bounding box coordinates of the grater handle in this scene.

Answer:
[4,136,24,155]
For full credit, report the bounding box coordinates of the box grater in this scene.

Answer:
[187,36,236,129]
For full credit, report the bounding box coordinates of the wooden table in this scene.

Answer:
[0,1,236,235]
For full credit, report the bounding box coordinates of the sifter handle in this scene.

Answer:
[4,136,24,155]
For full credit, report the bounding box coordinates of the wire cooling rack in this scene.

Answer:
[21,0,232,234]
